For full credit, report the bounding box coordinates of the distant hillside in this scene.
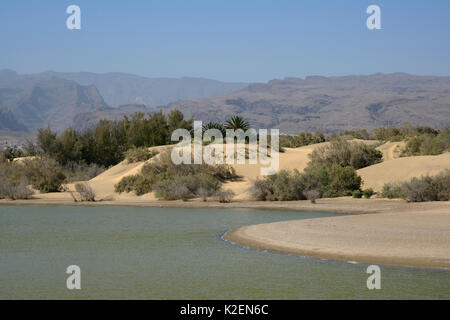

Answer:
[0,70,108,131]
[0,107,27,132]
[40,71,247,108]
[165,73,450,133]
[0,69,246,133]
[73,104,149,131]
[1,71,449,135]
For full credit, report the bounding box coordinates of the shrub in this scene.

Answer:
[74,183,96,202]
[308,138,382,170]
[0,177,34,200]
[363,188,374,199]
[300,167,330,197]
[216,189,235,203]
[22,157,66,193]
[400,172,450,202]
[325,165,362,197]
[271,170,305,201]
[380,183,404,199]
[352,190,362,198]
[280,131,326,148]
[0,161,34,200]
[250,166,361,201]
[114,175,152,196]
[250,176,277,201]
[197,187,210,202]
[401,177,432,202]
[401,133,450,156]
[62,162,105,182]
[116,150,239,198]
[154,180,192,201]
[304,189,320,204]
[381,172,450,202]
[125,147,159,163]
[153,174,222,201]
[432,170,450,201]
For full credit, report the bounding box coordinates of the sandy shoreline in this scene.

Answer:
[223,201,450,270]
[1,196,449,269]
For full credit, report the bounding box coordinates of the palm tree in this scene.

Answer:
[224,116,250,131]
[202,122,226,136]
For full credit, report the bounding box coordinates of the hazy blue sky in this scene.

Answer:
[1,0,449,82]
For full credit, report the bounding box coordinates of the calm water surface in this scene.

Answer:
[0,205,448,299]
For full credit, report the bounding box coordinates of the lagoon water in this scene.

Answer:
[0,205,448,299]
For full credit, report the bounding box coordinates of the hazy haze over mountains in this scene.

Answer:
[0,69,247,132]
[165,73,450,133]
[0,69,449,135]
[36,71,248,108]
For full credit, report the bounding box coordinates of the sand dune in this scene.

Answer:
[78,140,449,200]
[376,141,405,161]
[358,152,450,191]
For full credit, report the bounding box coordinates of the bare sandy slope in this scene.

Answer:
[225,202,450,269]
[376,141,405,161]
[358,152,450,192]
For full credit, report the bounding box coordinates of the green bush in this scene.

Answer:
[114,175,152,196]
[0,161,34,200]
[380,183,404,199]
[115,151,238,199]
[22,157,66,193]
[279,131,326,148]
[401,133,450,156]
[154,180,192,201]
[308,138,382,170]
[325,165,362,197]
[250,176,277,201]
[401,172,450,202]
[381,172,450,202]
[363,188,374,199]
[271,170,305,201]
[153,174,222,201]
[250,165,361,201]
[352,190,363,198]
[125,147,159,163]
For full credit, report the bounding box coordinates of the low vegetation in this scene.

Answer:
[61,162,105,183]
[0,160,34,200]
[380,170,450,202]
[22,157,66,193]
[250,165,361,201]
[124,147,159,163]
[74,183,96,202]
[279,131,326,148]
[308,138,382,170]
[280,124,450,158]
[401,131,450,156]
[115,151,239,201]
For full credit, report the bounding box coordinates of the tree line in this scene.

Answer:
[30,110,193,167]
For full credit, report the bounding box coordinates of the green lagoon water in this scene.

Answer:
[0,205,448,299]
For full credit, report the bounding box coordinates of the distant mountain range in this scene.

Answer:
[0,69,247,132]
[48,71,247,108]
[0,70,449,135]
[165,73,450,133]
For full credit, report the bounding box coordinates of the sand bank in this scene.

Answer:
[224,200,450,269]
